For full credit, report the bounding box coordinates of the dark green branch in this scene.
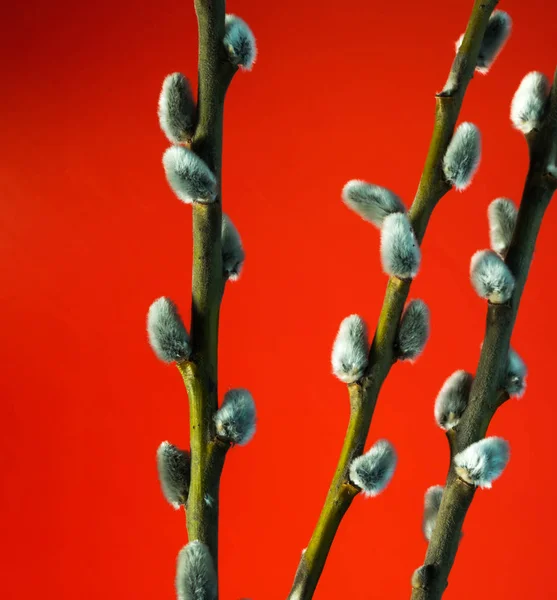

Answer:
[287,3,498,597]
[287,277,410,600]
[288,384,369,597]
[178,361,230,572]
[412,68,557,600]
[410,0,500,241]
[184,0,237,570]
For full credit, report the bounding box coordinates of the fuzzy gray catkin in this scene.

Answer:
[156,441,190,509]
[158,73,196,143]
[510,72,550,134]
[396,300,430,361]
[147,297,191,363]
[380,213,421,279]
[443,122,481,190]
[349,439,397,497]
[331,315,369,383]
[342,180,406,227]
[176,541,217,600]
[422,485,444,541]
[505,347,527,397]
[163,146,217,204]
[214,389,256,445]
[223,15,257,70]
[455,11,511,74]
[470,250,515,303]
[488,198,517,256]
[476,11,512,73]
[221,214,245,281]
[434,370,473,430]
[454,437,510,489]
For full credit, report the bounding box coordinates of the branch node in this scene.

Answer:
[411,564,437,590]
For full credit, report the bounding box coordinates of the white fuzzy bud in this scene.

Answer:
[163,146,217,204]
[434,370,473,430]
[505,347,527,398]
[470,250,515,304]
[342,180,406,228]
[147,297,191,363]
[224,15,257,70]
[477,11,512,73]
[443,122,481,191]
[349,439,397,497]
[488,198,517,256]
[455,11,511,74]
[396,300,430,362]
[510,72,550,134]
[454,437,510,489]
[221,213,245,281]
[331,315,369,384]
[158,73,196,144]
[422,485,444,541]
[214,389,256,445]
[380,213,421,279]
[176,541,217,600]
[156,441,190,509]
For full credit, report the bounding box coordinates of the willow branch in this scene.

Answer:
[412,68,557,600]
[287,2,498,598]
[182,0,237,569]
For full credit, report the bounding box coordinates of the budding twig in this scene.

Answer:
[182,0,237,569]
[286,2,500,597]
[411,67,557,600]
[151,1,255,588]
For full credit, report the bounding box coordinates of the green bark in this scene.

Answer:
[181,0,237,572]
[412,68,557,600]
[287,3,500,597]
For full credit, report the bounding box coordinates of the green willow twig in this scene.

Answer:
[411,68,557,600]
[287,1,498,598]
[180,0,237,570]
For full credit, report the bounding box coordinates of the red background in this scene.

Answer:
[1,0,556,598]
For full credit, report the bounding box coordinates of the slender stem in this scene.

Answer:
[445,429,457,466]
[412,69,557,600]
[185,0,237,569]
[286,2,499,597]
[178,362,230,571]
[288,277,409,600]
[410,0,501,241]
[411,478,475,598]
[288,384,378,599]
[289,388,364,596]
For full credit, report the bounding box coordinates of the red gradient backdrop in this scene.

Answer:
[1,1,556,598]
